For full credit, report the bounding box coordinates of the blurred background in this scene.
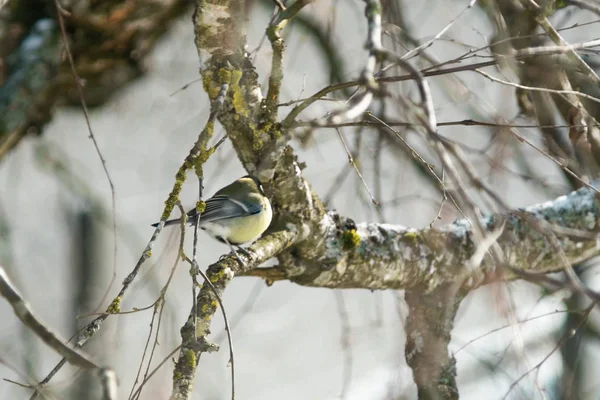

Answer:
[1,0,600,399]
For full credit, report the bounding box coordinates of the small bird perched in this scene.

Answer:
[153,175,272,246]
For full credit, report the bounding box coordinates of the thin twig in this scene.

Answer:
[282,38,600,126]
[401,0,478,60]
[129,345,182,400]
[31,109,220,397]
[501,303,594,399]
[475,68,600,106]
[53,0,119,311]
[335,128,378,205]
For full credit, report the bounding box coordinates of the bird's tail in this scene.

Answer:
[151,218,184,228]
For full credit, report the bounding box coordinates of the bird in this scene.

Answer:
[152,175,272,247]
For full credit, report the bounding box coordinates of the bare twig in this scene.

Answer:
[53,0,119,311]
[401,0,478,60]
[282,38,600,126]
[0,265,118,399]
[335,128,378,205]
[475,69,600,107]
[309,0,383,127]
[501,304,594,399]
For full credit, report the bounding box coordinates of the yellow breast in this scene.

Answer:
[224,197,272,244]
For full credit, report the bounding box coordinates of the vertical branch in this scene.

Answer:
[264,1,317,122]
[559,285,586,399]
[405,284,463,400]
[70,209,97,399]
[265,21,285,123]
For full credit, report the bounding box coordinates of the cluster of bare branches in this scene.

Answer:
[3,0,600,399]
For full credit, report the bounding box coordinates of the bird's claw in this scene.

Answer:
[235,246,252,258]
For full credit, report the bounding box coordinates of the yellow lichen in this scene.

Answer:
[341,229,360,250]
[201,72,221,99]
[404,231,419,242]
[209,269,224,283]
[252,137,264,150]
[229,69,249,117]
[183,349,196,368]
[218,67,232,84]
[201,302,212,313]
[230,69,242,85]
[196,146,215,165]
[106,296,122,314]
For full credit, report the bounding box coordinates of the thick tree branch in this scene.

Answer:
[184,2,600,400]
[170,1,327,398]
[285,184,600,291]
[405,284,462,400]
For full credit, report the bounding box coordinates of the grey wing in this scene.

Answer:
[199,195,262,222]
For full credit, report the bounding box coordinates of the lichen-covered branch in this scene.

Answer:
[264,0,315,123]
[170,228,300,400]
[184,1,600,399]
[284,184,600,292]
[405,284,462,400]
[170,2,329,398]
[192,0,324,256]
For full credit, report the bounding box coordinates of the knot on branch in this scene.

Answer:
[191,338,219,354]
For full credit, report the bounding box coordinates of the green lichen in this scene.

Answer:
[195,24,211,48]
[173,371,182,381]
[230,69,250,118]
[218,67,232,84]
[252,137,264,150]
[271,124,282,139]
[201,299,218,314]
[183,349,196,369]
[230,69,242,85]
[196,145,215,165]
[106,296,121,314]
[209,268,226,283]
[342,229,360,250]
[202,72,221,100]
[404,231,419,242]
[162,164,190,221]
